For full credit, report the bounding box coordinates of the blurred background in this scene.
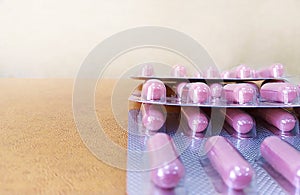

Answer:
[0,0,299,78]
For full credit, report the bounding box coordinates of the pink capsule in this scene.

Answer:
[141,104,166,131]
[188,82,211,104]
[225,109,254,134]
[205,136,254,190]
[221,71,232,79]
[171,65,187,77]
[223,83,256,104]
[235,65,253,79]
[175,82,188,98]
[255,108,296,132]
[261,136,300,188]
[181,107,209,133]
[210,83,223,99]
[147,133,185,189]
[141,64,154,76]
[260,82,298,104]
[205,66,220,78]
[257,63,284,78]
[194,70,203,78]
[141,79,166,102]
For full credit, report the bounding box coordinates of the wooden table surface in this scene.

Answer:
[0,79,130,194]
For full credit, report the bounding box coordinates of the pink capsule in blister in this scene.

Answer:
[261,136,300,188]
[223,108,255,138]
[205,66,220,78]
[141,104,166,132]
[147,133,185,189]
[260,82,299,104]
[221,71,232,79]
[210,83,223,99]
[235,64,253,79]
[141,64,154,76]
[171,65,187,77]
[181,107,209,137]
[223,83,256,104]
[257,63,284,78]
[250,108,297,135]
[141,79,166,102]
[188,82,211,104]
[205,136,254,190]
[194,70,203,78]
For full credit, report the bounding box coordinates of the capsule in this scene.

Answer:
[205,136,254,190]
[141,104,166,131]
[224,108,254,134]
[260,82,298,104]
[221,71,232,79]
[171,65,187,77]
[257,63,284,78]
[205,66,220,78]
[257,108,296,132]
[194,70,203,78]
[261,136,300,188]
[223,83,256,104]
[141,79,166,102]
[181,107,209,133]
[141,64,154,76]
[188,82,211,104]
[147,133,185,189]
[235,64,253,79]
[210,83,223,99]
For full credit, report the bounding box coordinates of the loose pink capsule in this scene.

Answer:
[261,136,300,188]
[141,79,166,102]
[181,107,209,133]
[260,83,298,104]
[257,63,284,78]
[141,104,166,131]
[255,108,296,132]
[225,109,254,134]
[205,136,254,190]
[188,82,211,104]
[171,65,187,77]
[223,83,256,104]
[141,64,154,76]
[147,133,185,189]
[210,83,223,99]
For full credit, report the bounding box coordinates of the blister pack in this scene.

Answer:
[127,64,300,195]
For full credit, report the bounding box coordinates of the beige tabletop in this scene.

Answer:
[0,79,129,194]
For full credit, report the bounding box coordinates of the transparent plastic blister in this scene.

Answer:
[256,136,300,194]
[260,82,300,104]
[180,107,211,138]
[247,108,300,137]
[141,79,167,103]
[137,103,167,135]
[221,108,257,139]
[222,83,258,105]
[200,136,257,194]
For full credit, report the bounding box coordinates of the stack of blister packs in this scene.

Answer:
[127,64,300,195]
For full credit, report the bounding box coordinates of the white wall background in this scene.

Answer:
[0,0,299,78]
